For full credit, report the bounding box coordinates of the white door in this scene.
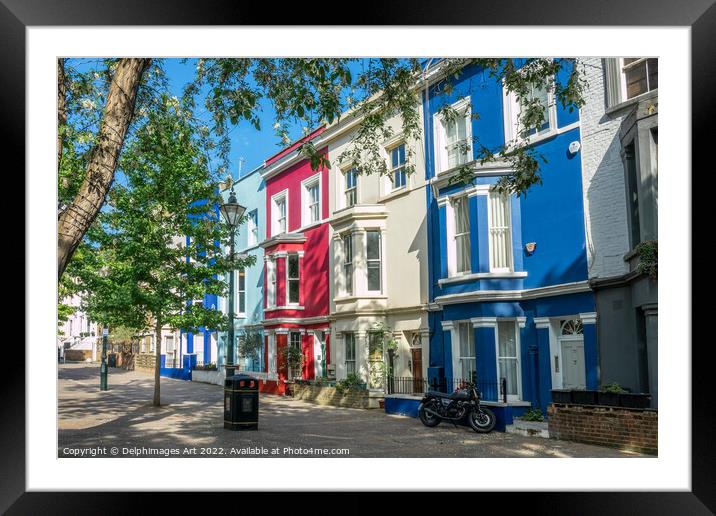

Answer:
[559,337,586,389]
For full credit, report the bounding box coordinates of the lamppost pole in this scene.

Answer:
[226,225,236,379]
[100,325,108,390]
[220,186,245,381]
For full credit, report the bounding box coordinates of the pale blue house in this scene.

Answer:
[218,164,266,372]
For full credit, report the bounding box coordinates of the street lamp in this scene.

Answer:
[220,188,246,379]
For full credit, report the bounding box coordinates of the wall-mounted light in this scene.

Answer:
[525,242,537,256]
[568,141,581,155]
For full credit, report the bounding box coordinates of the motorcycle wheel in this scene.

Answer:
[469,406,496,433]
[418,401,441,427]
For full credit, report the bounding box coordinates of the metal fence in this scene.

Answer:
[385,375,507,403]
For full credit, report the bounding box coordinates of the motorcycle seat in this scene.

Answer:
[427,390,470,400]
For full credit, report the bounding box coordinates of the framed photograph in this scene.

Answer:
[9,0,709,511]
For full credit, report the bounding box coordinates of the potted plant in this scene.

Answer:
[551,389,573,404]
[598,382,625,406]
[571,388,597,405]
[619,391,652,408]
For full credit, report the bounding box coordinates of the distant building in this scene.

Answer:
[58,294,99,361]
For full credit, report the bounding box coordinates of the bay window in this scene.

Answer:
[266,258,276,308]
[344,333,356,375]
[453,196,471,274]
[488,191,513,272]
[343,233,353,296]
[497,320,520,400]
[366,230,382,292]
[286,254,300,305]
[457,322,475,381]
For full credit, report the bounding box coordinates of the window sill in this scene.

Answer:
[605,89,658,116]
[334,295,388,303]
[264,306,305,312]
[438,271,527,287]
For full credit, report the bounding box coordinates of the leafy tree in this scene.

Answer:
[58,57,587,281]
[74,96,254,406]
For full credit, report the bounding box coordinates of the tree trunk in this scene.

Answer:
[153,320,162,407]
[57,58,66,172]
[57,58,152,279]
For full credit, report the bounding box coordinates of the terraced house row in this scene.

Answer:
[163,58,658,413]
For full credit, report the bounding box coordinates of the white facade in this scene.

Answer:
[326,108,430,388]
[578,57,631,279]
[58,294,99,361]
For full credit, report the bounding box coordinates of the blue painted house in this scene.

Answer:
[423,60,596,415]
[217,164,266,373]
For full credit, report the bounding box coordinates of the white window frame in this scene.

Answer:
[433,96,473,174]
[502,78,557,145]
[301,173,321,227]
[455,321,475,382]
[289,331,302,380]
[495,319,522,401]
[247,210,259,246]
[387,142,408,191]
[344,332,356,376]
[266,257,276,308]
[342,233,354,296]
[341,166,358,209]
[487,190,514,273]
[619,57,658,101]
[445,194,472,278]
[366,230,383,293]
[235,268,246,317]
[271,190,288,236]
[285,253,300,306]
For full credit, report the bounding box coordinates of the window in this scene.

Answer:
[344,168,357,207]
[286,254,300,305]
[488,191,513,272]
[236,268,246,315]
[622,58,658,100]
[560,319,584,335]
[366,231,382,292]
[271,192,287,236]
[623,143,641,247]
[389,143,407,190]
[457,322,475,381]
[266,258,276,308]
[302,175,321,226]
[289,332,302,379]
[497,321,520,399]
[247,210,258,246]
[435,98,472,173]
[344,333,356,375]
[504,79,555,142]
[343,233,353,296]
[453,196,471,274]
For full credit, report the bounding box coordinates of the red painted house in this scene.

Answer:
[259,127,332,394]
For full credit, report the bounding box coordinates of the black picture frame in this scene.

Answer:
[6,0,711,512]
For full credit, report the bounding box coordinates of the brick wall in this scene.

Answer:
[548,403,657,455]
[291,384,371,409]
[578,57,631,279]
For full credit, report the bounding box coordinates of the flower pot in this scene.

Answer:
[378,399,385,409]
[619,393,651,408]
[551,389,573,404]
[597,391,621,407]
[571,390,598,405]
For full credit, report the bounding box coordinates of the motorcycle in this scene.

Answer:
[418,380,497,433]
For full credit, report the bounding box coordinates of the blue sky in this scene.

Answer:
[162,58,374,180]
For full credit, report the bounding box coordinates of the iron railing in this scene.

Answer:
[385,375,508,403]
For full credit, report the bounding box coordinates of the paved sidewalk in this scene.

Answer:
[58,363,645,458]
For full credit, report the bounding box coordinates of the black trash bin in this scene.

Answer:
[224,374,259,430]
[108,353,117,368]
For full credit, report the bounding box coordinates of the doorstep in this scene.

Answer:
[505,419,550,439]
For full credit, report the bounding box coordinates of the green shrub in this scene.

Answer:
[599,382,627,393]
[519,408,545,422]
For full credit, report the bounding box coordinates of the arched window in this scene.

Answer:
[560,319,584,335]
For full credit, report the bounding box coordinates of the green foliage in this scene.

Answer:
[519,408,545,422]
[238,329,263,362]
[635,240,658,280]
[600,382,627,394]
[335,373,366,394]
